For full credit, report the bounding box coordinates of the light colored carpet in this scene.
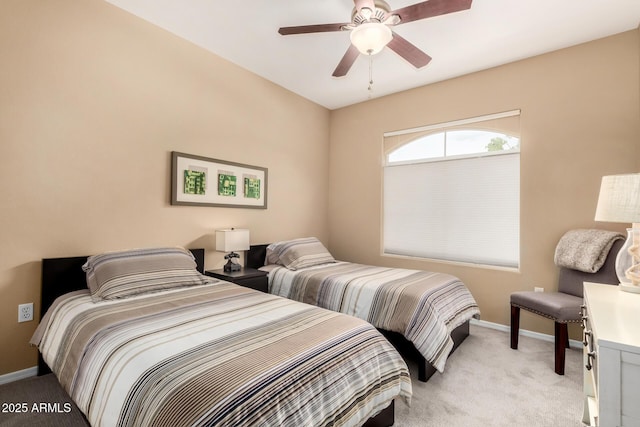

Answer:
[0,324,585,426]
[395,323,586,427]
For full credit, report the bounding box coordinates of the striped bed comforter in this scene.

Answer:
[31,282,412,427]
[269,262,480,373]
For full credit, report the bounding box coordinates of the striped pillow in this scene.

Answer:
[266,237,335,270]
[83,247,214,301]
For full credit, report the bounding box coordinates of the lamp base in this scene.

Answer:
[619,282,640,293]
[223,251,242,272]
[223,260,242,272]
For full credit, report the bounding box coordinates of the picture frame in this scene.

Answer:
[171,151,268,209]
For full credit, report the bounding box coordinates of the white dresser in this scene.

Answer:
[582,282,640,427]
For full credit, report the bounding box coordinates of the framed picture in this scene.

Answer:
[171,151,267,209]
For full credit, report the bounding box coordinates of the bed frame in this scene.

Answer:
[247,243,470,382]
[37,248,394,427]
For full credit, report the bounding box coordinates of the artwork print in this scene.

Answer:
[183,167,207,195]
[244,175,261,199]
[218,172,237,197]
[171,152,267,209]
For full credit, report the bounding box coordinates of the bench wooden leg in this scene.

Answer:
[510,305,520,349]
[554,322,567,375]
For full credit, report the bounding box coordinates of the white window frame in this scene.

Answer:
[382,110,521,270]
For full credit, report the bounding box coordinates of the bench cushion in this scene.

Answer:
[510,291,583,323]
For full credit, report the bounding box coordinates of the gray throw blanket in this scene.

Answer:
[554,229,624,273]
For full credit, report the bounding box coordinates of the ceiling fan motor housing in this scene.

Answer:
[352,0,392,24]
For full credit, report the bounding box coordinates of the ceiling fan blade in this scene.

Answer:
[278,23,349,35]
[332,44,360,77]
[391,0,472,25]
[387,32,432,68]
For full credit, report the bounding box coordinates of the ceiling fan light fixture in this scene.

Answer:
[349,22,392,55]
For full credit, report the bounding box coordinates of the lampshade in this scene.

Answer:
[594,174,640,223]
[594,173,640,291]
[215,229,250,252]
[350,22,392,55]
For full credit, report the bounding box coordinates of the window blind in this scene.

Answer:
[383,151,520,268]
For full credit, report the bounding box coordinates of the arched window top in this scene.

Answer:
[387,129,520,164]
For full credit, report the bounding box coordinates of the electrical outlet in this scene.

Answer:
[18,303,33,323]
[534,287,544,293]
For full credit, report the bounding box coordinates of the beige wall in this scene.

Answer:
[1,1,638,377]
[328,30,639,340]
[0,0,330,375]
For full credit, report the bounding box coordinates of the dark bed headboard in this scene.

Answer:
[37,248,204,376]
[247,244,269,269]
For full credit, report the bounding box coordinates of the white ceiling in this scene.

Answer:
[104,0,640,110]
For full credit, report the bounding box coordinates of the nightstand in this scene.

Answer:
[205,268,268,293]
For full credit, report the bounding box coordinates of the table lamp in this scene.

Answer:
[215,228,250,272]
[594,173,640,293]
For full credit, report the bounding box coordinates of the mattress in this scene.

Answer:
[32,281,412,427]
[269,261,480,372]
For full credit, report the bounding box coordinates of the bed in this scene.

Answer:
[32,247,411,427]
[247,238,480,382]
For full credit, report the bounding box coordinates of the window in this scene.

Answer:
[383,111,520,269]
[388,130,520,163]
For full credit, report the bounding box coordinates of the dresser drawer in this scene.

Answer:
[583,282,640,427]
[581,303,598,426]
[620,352,640,423]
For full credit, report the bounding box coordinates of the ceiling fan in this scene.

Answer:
[278,0,473,77]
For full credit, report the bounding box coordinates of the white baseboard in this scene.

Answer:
[470,318,582,349]
[0,366,38,385]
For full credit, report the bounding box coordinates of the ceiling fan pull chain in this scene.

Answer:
[368,53,374,97]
